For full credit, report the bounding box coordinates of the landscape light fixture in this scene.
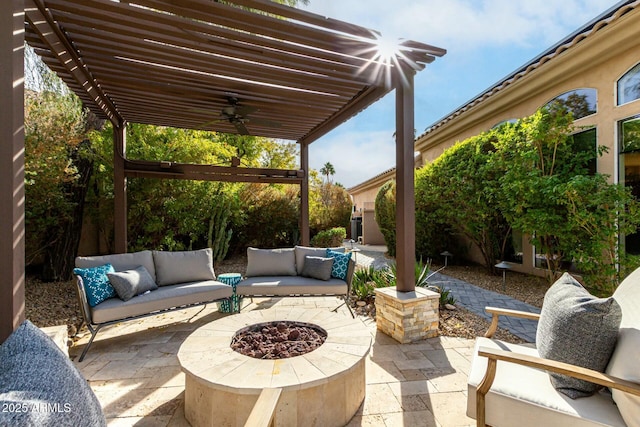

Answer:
[440,251,452,267]
[495,261,511,292]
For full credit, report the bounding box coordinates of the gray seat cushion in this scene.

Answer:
[245,247,297,277]
[0,321,106,427]
[152,248,215,286]
[467,337,626,427]
[236,276,347,296]
[90,280,232,324]
[536,273,622,398]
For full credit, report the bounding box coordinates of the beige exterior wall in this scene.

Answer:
[350,5,640,276]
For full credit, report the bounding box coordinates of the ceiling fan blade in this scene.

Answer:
[234,104,258,116]
[233,120,250,135]
[198,118,224,129]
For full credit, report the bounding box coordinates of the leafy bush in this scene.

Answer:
[351,264,393,300]
[310,227,346,247]
[374,180,396,256]
[237,184,300,249]
[424,285,457,307]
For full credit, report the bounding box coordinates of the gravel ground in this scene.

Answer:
[25,256,547,344]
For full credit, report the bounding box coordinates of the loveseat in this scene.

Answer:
[236,246,356,316]
[73,248,232,361]
[467,269,640,427]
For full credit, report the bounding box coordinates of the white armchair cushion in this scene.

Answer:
[468,337,626,427]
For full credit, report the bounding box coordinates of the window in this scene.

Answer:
[491,118,518,129]
[618,63,640,106]
[545,88,597,119]
[573,127,597,175]
[504,229,523,264]
[619,115,640,254]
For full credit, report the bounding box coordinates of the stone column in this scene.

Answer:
[374,286,439,343]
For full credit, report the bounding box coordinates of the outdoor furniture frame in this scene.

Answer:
[73,250,232,362]
[468,268,640,427]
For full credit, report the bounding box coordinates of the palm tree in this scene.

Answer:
[320,162,335,183]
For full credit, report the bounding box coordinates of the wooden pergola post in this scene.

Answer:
[300,141,310,246]
[0,0,25,343]
[113,122,127,254]
[394,69,416,293]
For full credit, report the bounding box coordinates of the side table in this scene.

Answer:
[216,273,243,313]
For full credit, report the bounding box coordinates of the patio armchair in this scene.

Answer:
[467,270,640,427]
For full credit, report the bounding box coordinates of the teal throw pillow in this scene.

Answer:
[73,263,116,307]
[325,249,351,280]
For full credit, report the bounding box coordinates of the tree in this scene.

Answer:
[375,180,396,257]
[320,162,335,183]
[493,104,640,286]
[24,89,94,280]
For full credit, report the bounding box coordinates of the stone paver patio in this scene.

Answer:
[71,296,476,427]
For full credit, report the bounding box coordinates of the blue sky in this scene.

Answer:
[299,0,616,188]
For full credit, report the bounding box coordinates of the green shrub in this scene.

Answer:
[374,180,396,257]
[310,227,346,247]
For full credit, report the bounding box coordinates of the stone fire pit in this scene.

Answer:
[178,307,372,427]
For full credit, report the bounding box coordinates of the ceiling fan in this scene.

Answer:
[202,97,281,135]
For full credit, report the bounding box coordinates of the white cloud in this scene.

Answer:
[303,0,615,51]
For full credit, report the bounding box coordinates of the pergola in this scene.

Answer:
[1,0,445,342]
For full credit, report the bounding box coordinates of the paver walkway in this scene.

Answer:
[354,245,540,343]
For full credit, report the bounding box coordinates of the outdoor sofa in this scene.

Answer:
[467,268,640,427]
[73,248,232,362]
[236,246,356,317]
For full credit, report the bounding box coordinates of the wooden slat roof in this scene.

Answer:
[25,0,445,143]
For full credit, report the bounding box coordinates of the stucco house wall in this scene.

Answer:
[349,2,640,276]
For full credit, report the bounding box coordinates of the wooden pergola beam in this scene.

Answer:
[0,0,25,343]
[123,159,304,184]
[22,0,444,289]
[395,68,417,292]
[25,0,122,125]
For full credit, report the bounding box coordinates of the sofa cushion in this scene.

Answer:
[73,264,116,307]
[90,280,232,324]
[301,256,334,281]
[326,249,352,280]
[294,246,344,275]
[236,276,347,297]
[75,250,157,282]
[245,247,297,277]
[152,249,215,286]
[467,337,625,427]
[0,320,106,427]
[107,265,158,301]
[607,266,640,427]
[536,273,622,398]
